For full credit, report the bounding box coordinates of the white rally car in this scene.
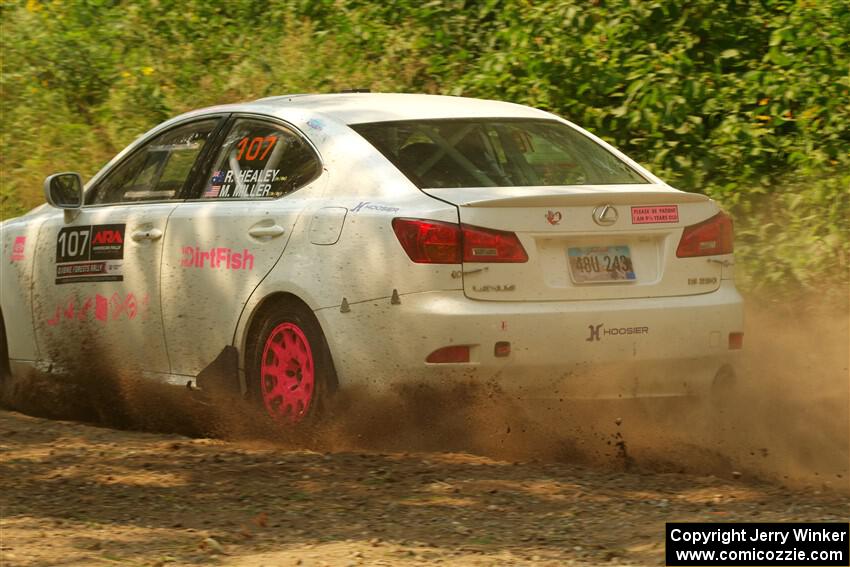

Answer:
[0,93,743,423]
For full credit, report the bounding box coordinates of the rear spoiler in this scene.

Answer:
[422,186,711,208]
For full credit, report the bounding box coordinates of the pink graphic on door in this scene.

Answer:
[46,293,150,326]
[11,236,26,262]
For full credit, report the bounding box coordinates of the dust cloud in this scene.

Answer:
[317,289,850,491]
[3,289,847,492]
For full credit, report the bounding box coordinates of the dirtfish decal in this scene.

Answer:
[181,246,255,270]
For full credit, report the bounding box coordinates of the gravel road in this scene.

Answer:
[2,408,848,567]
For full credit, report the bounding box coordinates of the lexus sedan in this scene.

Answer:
[0,93,743,424]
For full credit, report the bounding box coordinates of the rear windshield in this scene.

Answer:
[351,118,648,189]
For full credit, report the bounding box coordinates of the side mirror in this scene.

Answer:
[44,172,83,209]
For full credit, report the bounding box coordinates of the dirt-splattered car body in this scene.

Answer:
[0,93,743,412]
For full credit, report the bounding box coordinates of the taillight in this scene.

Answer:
[461,224,528,263]
[392,218,528,264]
[676,212,734,258]
[391,218,461,263]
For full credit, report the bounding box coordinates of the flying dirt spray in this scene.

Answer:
[2,295,847,492]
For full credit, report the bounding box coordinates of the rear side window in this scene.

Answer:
[88,119,218,205]
[352,119,648,189]
[200,118,321,199]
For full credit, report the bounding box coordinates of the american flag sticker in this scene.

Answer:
[204,185,222,198]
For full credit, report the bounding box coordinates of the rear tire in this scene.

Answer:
[246,301,333,425]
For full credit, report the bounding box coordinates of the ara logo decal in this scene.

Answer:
[545,210,562,225]
[92,228,123,245]
[586,324,649,342]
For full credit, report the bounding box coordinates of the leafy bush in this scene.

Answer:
[1,0,847,289]
[729,169,849,292]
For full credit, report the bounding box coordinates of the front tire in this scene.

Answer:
[246,302,333,425]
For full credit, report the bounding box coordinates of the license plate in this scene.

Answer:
[568,245,636,284]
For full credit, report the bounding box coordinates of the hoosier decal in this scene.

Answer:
[351,201,400,213]
[55,224,125,284]
[586,324,649,342]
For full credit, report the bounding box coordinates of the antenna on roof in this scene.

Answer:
[338,88,371,93]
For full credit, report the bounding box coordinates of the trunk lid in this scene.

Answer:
[422,184,725,301]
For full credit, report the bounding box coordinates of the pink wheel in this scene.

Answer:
[259,322,315,423]
[249,303,334,426]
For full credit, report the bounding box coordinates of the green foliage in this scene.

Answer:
[1,0,848,289]
[728,170,850,292]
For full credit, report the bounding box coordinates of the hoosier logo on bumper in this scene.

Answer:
[586,324,650,342]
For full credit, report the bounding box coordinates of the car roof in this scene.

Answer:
[247,93,552,124]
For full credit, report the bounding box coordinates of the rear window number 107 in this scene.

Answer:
[236,136,277,161]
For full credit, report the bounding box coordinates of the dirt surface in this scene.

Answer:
[1,295,848,566]
[2,409,848,567]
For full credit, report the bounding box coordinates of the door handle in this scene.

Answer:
[248,225,285,238]
[131,228,163,242]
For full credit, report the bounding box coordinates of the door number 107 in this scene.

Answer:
[58,229,90,259]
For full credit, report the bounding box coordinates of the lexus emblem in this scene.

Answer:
[592,204,619,226]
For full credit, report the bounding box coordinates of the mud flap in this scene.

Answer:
[195,346,241,397]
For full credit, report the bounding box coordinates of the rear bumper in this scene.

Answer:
[316,280,743,399]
